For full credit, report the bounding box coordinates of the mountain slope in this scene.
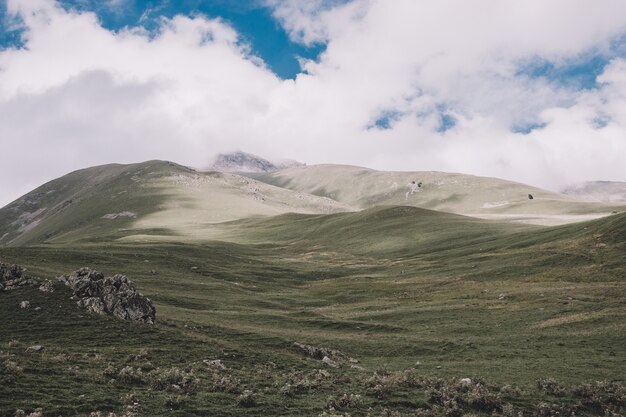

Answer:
[256,164,625,225]
[218,205,532,256]
[0,160,350,246]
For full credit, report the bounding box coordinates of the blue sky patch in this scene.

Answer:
[521,54,608,90]
[0,0,326,79]
[0,2,25,50]
[516,39,626,91]
[511,121,547,134]
[435,105,456,133]
[369,110,403,130]
[592,116,610,129]
[437,113,456,133]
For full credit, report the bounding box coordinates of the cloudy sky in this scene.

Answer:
[1,0,626,206]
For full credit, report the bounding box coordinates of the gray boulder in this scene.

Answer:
[58,268,156,324]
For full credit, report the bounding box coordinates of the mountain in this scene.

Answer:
[561,180,626,203]
[256,164,626,225]
[2,159,625,247]
[0,160,349,246]
[207,151,303,173]
[1,159,626,416]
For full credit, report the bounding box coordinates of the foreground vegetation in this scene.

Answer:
[1,209,625,416]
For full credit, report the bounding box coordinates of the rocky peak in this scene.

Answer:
[208,151,302,173]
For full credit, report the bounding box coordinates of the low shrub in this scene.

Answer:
[209,374,242,394]
[148,367,198,394]
[537,378,567,397]
[237,390,257,408]
[327,393,362,410]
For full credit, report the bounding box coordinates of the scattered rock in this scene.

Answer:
[528,194,534,200]
[498,293,507,300]
[203,359,226,370]
[190,266,199,271]
[459,378,472,385]
[34,307,41,311]
[294,342,353,364]
[0,261,38,291]
[26,345,44,353]
[350,364,366,371]
[58,268,156,324]
[322,356,339,368]
[38,280,55,293]
[15,410,43,417]
[19,301,30,309]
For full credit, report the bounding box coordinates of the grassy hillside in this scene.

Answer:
[0,160,177,246]
[1,207,624,416]
[217,206,533,257]
[255,164,626,225]
[0,161,350,246]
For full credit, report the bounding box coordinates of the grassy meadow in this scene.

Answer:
[1,206,624,416]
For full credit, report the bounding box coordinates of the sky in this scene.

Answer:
[1,0,626,207]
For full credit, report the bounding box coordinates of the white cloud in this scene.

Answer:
[1,0,626,206]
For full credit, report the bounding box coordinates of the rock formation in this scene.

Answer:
[0,262,38,291]
[1,261,156,324]
[58,268,156,324]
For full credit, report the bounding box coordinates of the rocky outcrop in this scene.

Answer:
[2,261,155,324]
[0,262,39,291]
[58,268,156,324]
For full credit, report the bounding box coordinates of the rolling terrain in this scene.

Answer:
[256,164,625,225]
[0,160,349,246]
[0,158,625,416]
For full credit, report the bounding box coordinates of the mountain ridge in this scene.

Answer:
[256,164,625,225]
[2,158,625,246]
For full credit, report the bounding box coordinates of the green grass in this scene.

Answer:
[1,209,625,416]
